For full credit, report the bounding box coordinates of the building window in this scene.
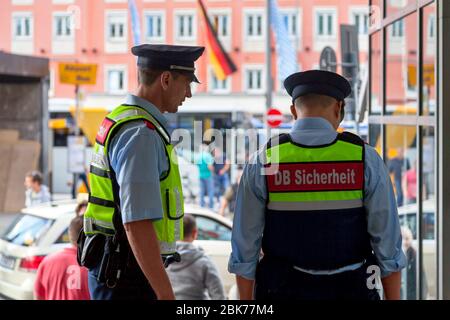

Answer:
[352,12,369,35]
[211,14,229,37]
[245,68,263,92]
[316,11,336,37]
[107,12,126,41]
[107,68,126,94]
[145,13,164,40]
[282,12,298,37]
[54,14,73,38]
[176,14,195,40]
[391,19,405,38]
[246,13,263,38]
[428,14,435,39]
[13,14,32,38]
[210,69,230,93]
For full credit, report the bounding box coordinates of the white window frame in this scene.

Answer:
[243,65,265,94]
[52,0,74,4]
[389,0,407,7]
[105,65,127,95]
[143,10,165,42]
[105,11,127,42]
[244,9,265,40]
[280,9,300,38]
[12,12,33,39]
[53,12,74,39]
[174,10,196,41]
[208,67,231,94]
[12,0,33,5]
[209,10,231,38]
[314,7,337,39]
[391,19,405,39]
[349,7,369,36]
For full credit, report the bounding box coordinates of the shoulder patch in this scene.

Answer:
[95,117,116,145]
[143,120,156,130]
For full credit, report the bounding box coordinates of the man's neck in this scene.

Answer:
[32,185,41,193]
[298,115,337,130]
[135,85,165,114]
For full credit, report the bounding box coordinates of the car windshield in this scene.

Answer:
[1,214,54,247]
[194,215,231,241]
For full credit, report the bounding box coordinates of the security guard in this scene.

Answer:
[228,70,406,300]
[80,44,205,300]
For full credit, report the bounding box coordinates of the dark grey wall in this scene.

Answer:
[0,82,43,142]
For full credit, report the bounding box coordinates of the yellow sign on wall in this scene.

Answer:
[59,63,97,85]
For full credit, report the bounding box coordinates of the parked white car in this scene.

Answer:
[0,200,235,300]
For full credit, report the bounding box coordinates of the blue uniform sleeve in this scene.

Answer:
[364,145,407,277]
[109,122,167,224]
[228,150,267,280]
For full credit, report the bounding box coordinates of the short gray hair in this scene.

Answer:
[138,68,182,86]
[294,93,337,109]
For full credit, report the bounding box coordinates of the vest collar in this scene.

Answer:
[125,94,169,133]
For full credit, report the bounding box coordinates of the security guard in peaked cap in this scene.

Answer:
[80,44,204,300]
[228,69,406,300]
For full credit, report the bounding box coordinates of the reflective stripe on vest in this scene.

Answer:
[84,104,184,255]
[262,132,371,270]
[267,199,363,211]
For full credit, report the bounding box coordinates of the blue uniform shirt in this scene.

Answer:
[108,94,170,224]
[228,117,406,279]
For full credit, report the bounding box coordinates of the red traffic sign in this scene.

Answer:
[267,108,283,128]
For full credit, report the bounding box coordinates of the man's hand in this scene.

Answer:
[236,275,255,300]
[124,219,175,300]
[382,271,401,300]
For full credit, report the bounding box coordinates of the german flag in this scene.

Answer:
[198,0,237,80]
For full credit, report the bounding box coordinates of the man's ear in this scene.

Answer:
[193,228,198,241]
[290,105,298,120]
[160,71,171,90]
[338,101,345,122]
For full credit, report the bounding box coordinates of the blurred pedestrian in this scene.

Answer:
[402,161,425,205]
[167,215,225,300]
[70,167,90,200]
[218,169,242,217]
[388,148,409,207]
[401,226,428,300]
[196,144,215,209]
[34,216,90,300]
[213,148,230,203]
[24,170,51,207]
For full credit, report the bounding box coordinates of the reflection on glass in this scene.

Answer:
[369,0,382,27]
[386,14,418,115]
[422,3,436,116]
[370,32,382,115]
[421,126,436,299]
[386,0,416,17]
[385,125,416,208]
[385,125,417,300]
